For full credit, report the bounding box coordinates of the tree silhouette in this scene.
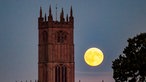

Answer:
[112,33,146,82]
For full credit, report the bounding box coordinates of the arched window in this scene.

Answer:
[55,65,67,82]
[56,31,67,43]
[55,65,60,82]
[62,65,67,82]
[42,31,48,43]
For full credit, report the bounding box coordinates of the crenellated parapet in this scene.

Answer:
[38,6,74,29]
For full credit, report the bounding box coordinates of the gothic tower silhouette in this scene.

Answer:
[38,6,74,82]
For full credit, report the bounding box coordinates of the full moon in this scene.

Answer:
[84,47,104,66]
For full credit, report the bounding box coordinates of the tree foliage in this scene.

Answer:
[112,33,146,82]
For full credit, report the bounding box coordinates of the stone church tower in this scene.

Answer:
[38,6,74,82]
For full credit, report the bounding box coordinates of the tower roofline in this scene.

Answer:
[38,6,74,25]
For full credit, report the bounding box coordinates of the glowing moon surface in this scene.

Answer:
[84,47,104,66]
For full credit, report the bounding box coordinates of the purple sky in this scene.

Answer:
[0,0,146,82]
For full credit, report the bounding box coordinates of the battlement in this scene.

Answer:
[38,6,74,28]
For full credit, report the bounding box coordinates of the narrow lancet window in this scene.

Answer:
[55,65,60,82]
[42,31,48,43]
[62,65,67,82]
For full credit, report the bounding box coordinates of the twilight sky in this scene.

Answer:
[0,0,146,82]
